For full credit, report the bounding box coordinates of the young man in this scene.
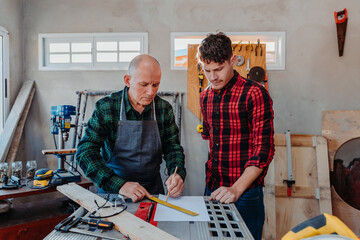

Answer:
[198,33,274,240]
[76,54,185,202]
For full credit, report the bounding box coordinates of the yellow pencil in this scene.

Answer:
[165,166,178,202]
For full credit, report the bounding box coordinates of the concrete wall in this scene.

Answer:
[0,0,23,108]
[19,0,360,195]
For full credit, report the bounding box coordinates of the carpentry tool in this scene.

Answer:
[166,166,178,202]
[238,41,242,51]
[135,202,158,226]
[246,41,253,51]
[283,130,295,196]
[55,215,118,240]
[0,175,22,189]
[236,55,245,66]
[255,39,263,56]
[281,213,358,240]
[148,196,199,216]
[334,8,348,57]
[33,168,54,187]
[246,58,250,78]
[48,105,81,183]
[248,66,265,84]
[196,124,203,133]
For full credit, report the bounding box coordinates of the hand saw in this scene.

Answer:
[148,196,199,216]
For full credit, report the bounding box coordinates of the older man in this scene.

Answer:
[76,54,186,202]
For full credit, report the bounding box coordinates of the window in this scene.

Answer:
[0,26,9,134]
[39,33,148,70]
[171,32,286,70]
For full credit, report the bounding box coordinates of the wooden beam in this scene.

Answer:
[274,133,314,147]
[275,186,317,199]
[57,183,178,240]
[5,87,35,167]
[314,136,332,214]
[0,80,35,163]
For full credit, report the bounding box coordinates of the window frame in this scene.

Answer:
[170,31,286,71]
[0,26,10,133]
[39,32,148,71]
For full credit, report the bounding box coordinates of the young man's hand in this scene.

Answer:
[209,186,243,204]
[165,174,184,198]
[119,182,152,202]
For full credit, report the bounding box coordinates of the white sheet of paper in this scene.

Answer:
[153,195,210,222]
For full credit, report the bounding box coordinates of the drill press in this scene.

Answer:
[50,105,81,183]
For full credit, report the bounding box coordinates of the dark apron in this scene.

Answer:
[99,88,164,194]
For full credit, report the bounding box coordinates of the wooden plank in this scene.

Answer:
[275,186,317,199]
[57,183,178,240]
[0,80,35,163]
[313,136,332,214]
[42,148,77,155]
[274,133,314,147]
[5,87,35,166]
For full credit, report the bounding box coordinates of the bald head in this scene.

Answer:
[124,54,161,113]
[127,54,161,76]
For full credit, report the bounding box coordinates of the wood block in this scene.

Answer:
[57,183,178,240]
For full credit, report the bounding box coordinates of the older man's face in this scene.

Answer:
[125,60,161,109]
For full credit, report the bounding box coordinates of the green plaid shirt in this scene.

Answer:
[76,87,186,193]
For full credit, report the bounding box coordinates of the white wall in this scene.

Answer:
[19,0,360,195]
[0,0,23,108]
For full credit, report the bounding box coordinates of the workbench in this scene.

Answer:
[45,195,254,240]
[0,177,93,239]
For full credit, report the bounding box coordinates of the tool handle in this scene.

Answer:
[87,219,114,230]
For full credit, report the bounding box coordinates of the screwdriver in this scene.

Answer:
[78,218,114,230]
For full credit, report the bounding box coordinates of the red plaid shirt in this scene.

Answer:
[200,70,275,190]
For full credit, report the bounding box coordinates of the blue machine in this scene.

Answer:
[50,105,80,183]
[51,105,76,135]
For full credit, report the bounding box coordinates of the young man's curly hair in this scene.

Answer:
[197,32,233,64]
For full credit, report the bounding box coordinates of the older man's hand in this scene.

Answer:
[119,182,152,202]
[165,174,184,198]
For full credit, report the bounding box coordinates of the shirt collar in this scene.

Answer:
[211,70,239,94]
[124,86,152,114]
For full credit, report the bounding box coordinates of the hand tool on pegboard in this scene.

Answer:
[334,8,348,57]
[255,39,263,56]
[246,41,253,51]
[197,64,204,133]
[283,130,295,197]
[246,58,251,78]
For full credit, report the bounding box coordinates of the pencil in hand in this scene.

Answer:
[165,166,178,202]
